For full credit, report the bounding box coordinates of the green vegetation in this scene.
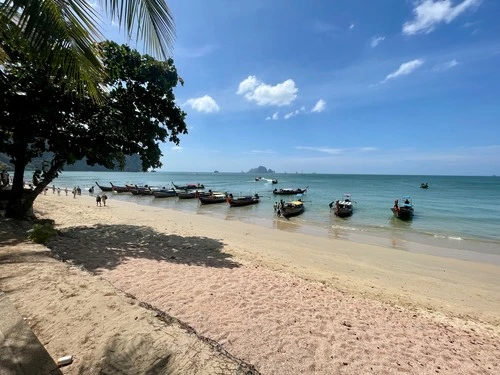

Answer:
[0,0,175,101]
[0,41,187,219]
[28,221,57,245]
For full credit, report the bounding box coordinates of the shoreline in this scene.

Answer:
[36,193,500,325]
[3,193,500,374]
[92,190,500,265]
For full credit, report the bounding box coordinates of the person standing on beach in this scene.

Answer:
[96,195,102,206]
[72,187,77,198]
[102,194,107,206]
[65,187,68,196]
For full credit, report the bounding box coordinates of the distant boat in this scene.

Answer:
[330,194,353,218]
[271,179,278,184]
[420,182,429,189]
[273,186,308,195]
[391,196,414,220]
[255,176,262,181]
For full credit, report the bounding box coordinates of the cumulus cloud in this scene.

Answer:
[185,95,220,113]
[371,36,386,48]
[403,0,481,35]
[311,99,326,113]
[382,59,424,83]
[237,75,298,106]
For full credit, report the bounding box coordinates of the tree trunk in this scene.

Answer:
[5,157,36,220]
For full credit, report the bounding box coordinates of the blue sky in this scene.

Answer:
[102,0,500,175]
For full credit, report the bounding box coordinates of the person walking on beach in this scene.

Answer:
[96,195,102,207]
[72,187,77,198]
[64,187,68,196]
[57,187,61,195]
[102,193,108,206]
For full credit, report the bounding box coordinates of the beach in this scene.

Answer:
[2,193,500,374]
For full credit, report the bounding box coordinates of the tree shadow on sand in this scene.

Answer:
[48,224,241,273]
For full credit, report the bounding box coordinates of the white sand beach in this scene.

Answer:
[1,193,500,374]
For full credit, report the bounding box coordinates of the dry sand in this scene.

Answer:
[1,193,500,374]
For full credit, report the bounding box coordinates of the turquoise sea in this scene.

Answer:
[37,171,500,265]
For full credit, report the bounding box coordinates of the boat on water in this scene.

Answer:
[275,196,305,218]
[391,196,414,220]
[153,188,177,198]
[172,181,205,190]
[95,181,113,192]
[273,186,308,195]
[330,193,353,217]
[177,190,206,199]
[255,176,262,181]
[271,179,278,184]
[110,182,130,193]
[198,191,227,205]
[420,182,429,189]
[227,193,260,207]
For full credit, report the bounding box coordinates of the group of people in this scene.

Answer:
[95,193,108,207]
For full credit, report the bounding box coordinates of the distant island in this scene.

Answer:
[247,166,275,174]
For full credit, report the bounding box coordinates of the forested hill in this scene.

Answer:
[0,153,142,172]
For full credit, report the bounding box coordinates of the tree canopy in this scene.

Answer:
[0,40,187,219]
[0,0,176,99]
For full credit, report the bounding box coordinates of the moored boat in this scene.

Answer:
[198,191,227,205]
[95,181,113,192]
[273,186,308,195]
[172,181,205,190]
[330,193,353,217]
[275,197,305,218]
[153,188,177,198]
[420,182,429,189]
[271,179,278,184]
[227,193,260,207]
[111,182,130,193]
[391,196,414,220]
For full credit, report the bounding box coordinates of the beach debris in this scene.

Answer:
[56,355,73,367]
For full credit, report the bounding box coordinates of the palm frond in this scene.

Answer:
[102,0,175,58]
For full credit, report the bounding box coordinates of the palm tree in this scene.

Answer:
[0,0,175,100]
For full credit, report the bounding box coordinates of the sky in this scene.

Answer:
[101,0,500,175]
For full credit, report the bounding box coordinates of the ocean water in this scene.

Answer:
[35,171,500,264]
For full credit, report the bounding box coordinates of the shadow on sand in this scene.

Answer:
[47,224,241,273]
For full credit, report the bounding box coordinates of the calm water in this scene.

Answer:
[35,171,500,264]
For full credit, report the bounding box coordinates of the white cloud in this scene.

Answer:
[185,95,220,113]
[237,76,298,106]
[349,23,355,30]
[284,106,306,120]
[311,99,326,113]
[434,59,460,71]
[296,146,342,155]
[382,59,424,83]
[171,146,183,152]
[266,112,279,120]
[370,36,386,48]
[403,0,481,35]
